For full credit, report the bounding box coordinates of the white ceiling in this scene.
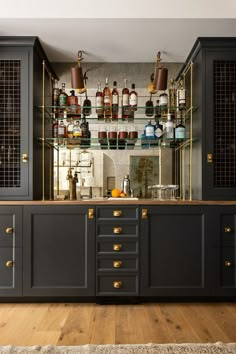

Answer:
[1,18,236,63]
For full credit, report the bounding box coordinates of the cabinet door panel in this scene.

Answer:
[140,206,211,297]
[23,205,95,297]
[0,247,22,296]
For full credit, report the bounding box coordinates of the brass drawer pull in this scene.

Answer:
[6,227,13,234]
[113,210,122,217]
[142,208,148,219]
[207,153,213,163]
[6,261,13,268]
[113,227,122,234]
[224,227,232,233]
[113,281,122,289]
[113,260,122,268]
[22,153,28,163]
[113,244,122,251]
[88,208,94,219]
[224,260,232,268]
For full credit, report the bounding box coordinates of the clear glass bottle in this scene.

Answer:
[168,79,177,118]
[112,81,119,120]
[159,92,168,116]
[103,77,112,121]
[73,120,82,138]
[96,80,104,120]
[177,79,186,110]
[58,120,66,138]
[129,83,138,111]
[165,113,174,139]
[122,78,130,120]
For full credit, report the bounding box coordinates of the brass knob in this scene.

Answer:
[113,244,122,251]
[113,227,122,234]
[113,210,122,217]
[142,208,148,219]
[113,260,122,268]
[22,153,28,163]
[207,153,213,163]
[224,227,232,233]
[88,208,94,219]
[6,261,13,268]
[224,260,232,268]
[113,281,122,289]
[6,227,13,234]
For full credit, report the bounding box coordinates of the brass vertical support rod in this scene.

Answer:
[42,60,45,201]
[189,62,193,201]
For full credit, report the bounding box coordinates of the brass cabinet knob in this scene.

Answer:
[113,281,122,289]
[5,227,13,234]
[113,244,122,251]
[207,153,213,163]
[22,153,28,163]
[6,261,13,268]
[113,227,122,234]
[88,208,94,219]
[113,260,122,268]
[224,260,232,268]
[113,210,122,217]
[224,227,232,233]
[142,208,148,219]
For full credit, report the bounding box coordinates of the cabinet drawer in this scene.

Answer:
[97,223,138,237]
[221,215,235,246]
[221,247,235,288]
[97,207,138,220]
[97,257,138,271]
[97,239,138,253]
[0,215,14,247]
[97,274,138,295]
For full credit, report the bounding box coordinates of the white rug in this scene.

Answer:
[0,342,235,354]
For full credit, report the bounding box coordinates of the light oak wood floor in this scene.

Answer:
[0,302,235,346]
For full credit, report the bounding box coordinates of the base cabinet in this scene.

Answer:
[23,205,95,297]
[0,206,22,296]
[140,206,212,297]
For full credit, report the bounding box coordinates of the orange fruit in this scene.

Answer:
[111,188,121,198]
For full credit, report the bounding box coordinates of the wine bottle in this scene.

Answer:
[103,77,112,121]
[112,81,119,120]
[96,80,104,120]
[122,78,130,120]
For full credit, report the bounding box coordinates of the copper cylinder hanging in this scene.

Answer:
[156,66,168,91]
[71,51,86,94]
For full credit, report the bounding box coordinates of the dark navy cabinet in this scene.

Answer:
[140,205,212,297]
[23,205,95,297]
[0,206,22,296]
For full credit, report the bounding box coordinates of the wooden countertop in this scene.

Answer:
[0,199,236,205]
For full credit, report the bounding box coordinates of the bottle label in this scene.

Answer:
[155,128,163,138]
[122,93,129,106]
[175,127,185,139]
[58,126,65,136]
[96,96,103,107]
[73,129,81,137]
[58,96,67,106]
[145,126,154,137]
[178,89,186,104]
[112,95,118,105]
[129,93,137,106]
[159,94,168,106]
[104,95,111,104]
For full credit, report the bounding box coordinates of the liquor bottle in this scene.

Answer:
[154,99,161,123]
[80,116,91,148]
[168,79,177,118]
[67,118,74,138]
[122,78,130,120]
[52,80,59,111]
[145,95,154,117]
[175,111,186,140]
[58,83,68,106]
[82,93,92,117]
[52,113,58,138]
[155,121,163,139]
[103,77,112,121]
[96,80,104,120]
[144,120,155,139]
[177,79,186,110]
[112,81,119,120]
[129,83,138,111]
[73,120,82,138]
[159,92,168,116]
[165,113,174,139]
[58,120,66,138]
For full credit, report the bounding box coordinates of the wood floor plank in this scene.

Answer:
[0,302,235,345]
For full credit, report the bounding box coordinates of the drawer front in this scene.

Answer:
[221,215,235,247]
[97,207,138,220]
[97,222,138,237]
[0,215,14,247]
[97,239,138,253]
[97,274,138,295]
[221,247,235,288]
[97,257,138,271]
